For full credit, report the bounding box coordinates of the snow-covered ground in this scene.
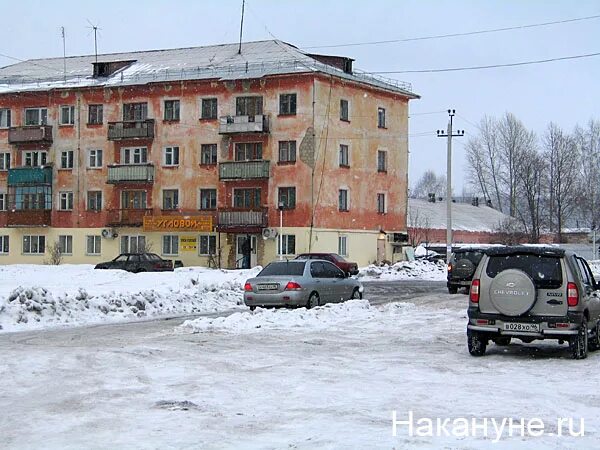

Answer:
[0,260,446,333]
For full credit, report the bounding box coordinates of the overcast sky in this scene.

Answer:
[2,0,599,193]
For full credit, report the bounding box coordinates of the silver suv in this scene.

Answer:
[467,246,600,359]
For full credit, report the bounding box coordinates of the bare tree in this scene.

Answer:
[411,170,446,199]
[573,119,600,229]
[515,147,545,242]
[407,207,432,247]
[45,240,64,265]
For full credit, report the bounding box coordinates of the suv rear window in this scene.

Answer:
[258,261,306,276]
[453,251,483,265]
[486,254,562,289]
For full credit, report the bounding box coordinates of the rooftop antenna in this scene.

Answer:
[87,20,101,63]
[61,26,66,82]
[238,0,245,54]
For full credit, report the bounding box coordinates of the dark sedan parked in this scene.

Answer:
[295,253,359,276]
[94,253,174,273]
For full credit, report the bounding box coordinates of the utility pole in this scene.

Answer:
[437,109,464,264]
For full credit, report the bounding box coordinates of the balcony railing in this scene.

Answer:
[219,160,270,180]
[107,119,155,140]
[107,164,154,184]
[218,114,269,134]
[7,166,53,186]
[8,125,53,145]
[217,208,268,231]
[106,208,153,227]
[6,209,52,227]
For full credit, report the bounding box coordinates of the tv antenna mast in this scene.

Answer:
[238,0,245,54]
[87,20,101,63]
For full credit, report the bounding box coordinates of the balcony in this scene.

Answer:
[219,160,270,180]
[6,209,52,227]
[217,208,268,232]
[106,208,153,227]
[8,166,53,186]
[218,115,269,134]
[107,164,154,184]
[107,120,155,140]
[8,125,53,145]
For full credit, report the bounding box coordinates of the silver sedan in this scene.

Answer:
[244,259,364,310]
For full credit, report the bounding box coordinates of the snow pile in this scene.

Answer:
[179,300,416,333]
[358,259,447,281]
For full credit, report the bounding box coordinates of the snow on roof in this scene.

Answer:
[0,40,417,97]
[408,198,511,232]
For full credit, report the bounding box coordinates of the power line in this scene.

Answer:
[302,14,600,49]
[368,51,600,74]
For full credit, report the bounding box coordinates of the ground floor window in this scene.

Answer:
[58,235,73,255]
[86,236,101,255]
[23,235,45,255]
[0,235,8,254]
[199,235,217,255]
[162,235,179,255]
[121,235,146,253]
[338,236,347,257]
[278,234,296,256]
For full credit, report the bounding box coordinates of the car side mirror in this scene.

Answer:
[337,272,346,279]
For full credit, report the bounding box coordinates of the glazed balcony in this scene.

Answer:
[8,125,53,145]
[219,160,270,180]
[6,209,52,227]
[107,164,154,184]
[106,208,153,227]
[218,114,269,134]
[7,166,53,186]
[216,207,268,232]
[107,119,154,140]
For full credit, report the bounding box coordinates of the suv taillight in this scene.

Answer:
[470,279,480,303]
[567,282,578,307]
[447,263,452,273]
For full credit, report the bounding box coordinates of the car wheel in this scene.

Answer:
[570,319,588,360]
[467,329,487,356]
[588,320,600,351]
[249,306,256,312]
[494,337,511,346]
[307,293,320,309]
[448,286,458,294]
[351,288,362,300]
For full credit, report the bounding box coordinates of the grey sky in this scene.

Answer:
[2,0,599,193]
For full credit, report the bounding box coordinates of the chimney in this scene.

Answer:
[471,196,479,207]
[428,193,436,203]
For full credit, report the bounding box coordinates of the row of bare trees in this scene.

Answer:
[465,113,600,242]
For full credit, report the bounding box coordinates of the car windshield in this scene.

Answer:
[258,261,306,276]
[486,254,563,289]
[454,251,483,265]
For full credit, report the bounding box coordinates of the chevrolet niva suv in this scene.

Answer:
[467,246,600,359]
[447,247,487,294]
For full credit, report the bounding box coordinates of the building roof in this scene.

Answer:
[408,198,511,232]
[0,40,418,98]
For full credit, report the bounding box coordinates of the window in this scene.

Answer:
[278,141,296,163]
[0,193,6,211]
[0,108,10,128]
[87,191,102,211]
[377,193,386,214]
[60,105,75,125]
[278,234,296,256]
[278,187,296,210]
[58,235,73,255]
[338,236,348,256]
[120,235,146,253]
[164,146,180,166]
[0,235,8,254]
[233,188,260,208]
[24,151,47,167]
[24,108,48,126]
[121,191,147,209]
[60,150,74,169]
[199,235,217,255]
[59,191,74,210]
[164,100,180,121]
[339,189,349,211]
[377,150,387,172]
[123,102,148,121]
[162,235,179,256]
[339,144,349,167]
[201,144,218,165]
[88,149,103,168]
[200,98,218,119]
[279,93,297,115]
[0,153,10,171]
[163,189,179,210]
[378,107,386,128]
[340,99,349,121]
[236,96,263,116]
[86,235,101,255]
[200,189,217,210]
[88,104,103,124]
[23,235,45,255]
[122,147,148,164]
[235,142,262,161]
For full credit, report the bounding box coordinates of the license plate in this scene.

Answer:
[257,283,278,291]
[503,322,540,333]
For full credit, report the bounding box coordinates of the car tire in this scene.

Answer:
[588,320,600,351]
[570,319,588,360]
[351,288,362,300]
[467,329,487,356]
[448,286,458,294]
[494,337,511,346]
[307,293,320,309]
[249,306,256,311]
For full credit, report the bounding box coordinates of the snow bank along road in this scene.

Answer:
[2,285,599,449]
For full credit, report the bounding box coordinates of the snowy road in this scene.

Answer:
[1,282,599,449]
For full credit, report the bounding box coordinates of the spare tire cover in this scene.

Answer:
[489,269,536,316]
[453,258,476,279]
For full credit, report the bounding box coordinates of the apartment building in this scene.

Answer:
[0,40,418,268]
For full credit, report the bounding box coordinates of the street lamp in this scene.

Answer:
[278,201,284,260]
